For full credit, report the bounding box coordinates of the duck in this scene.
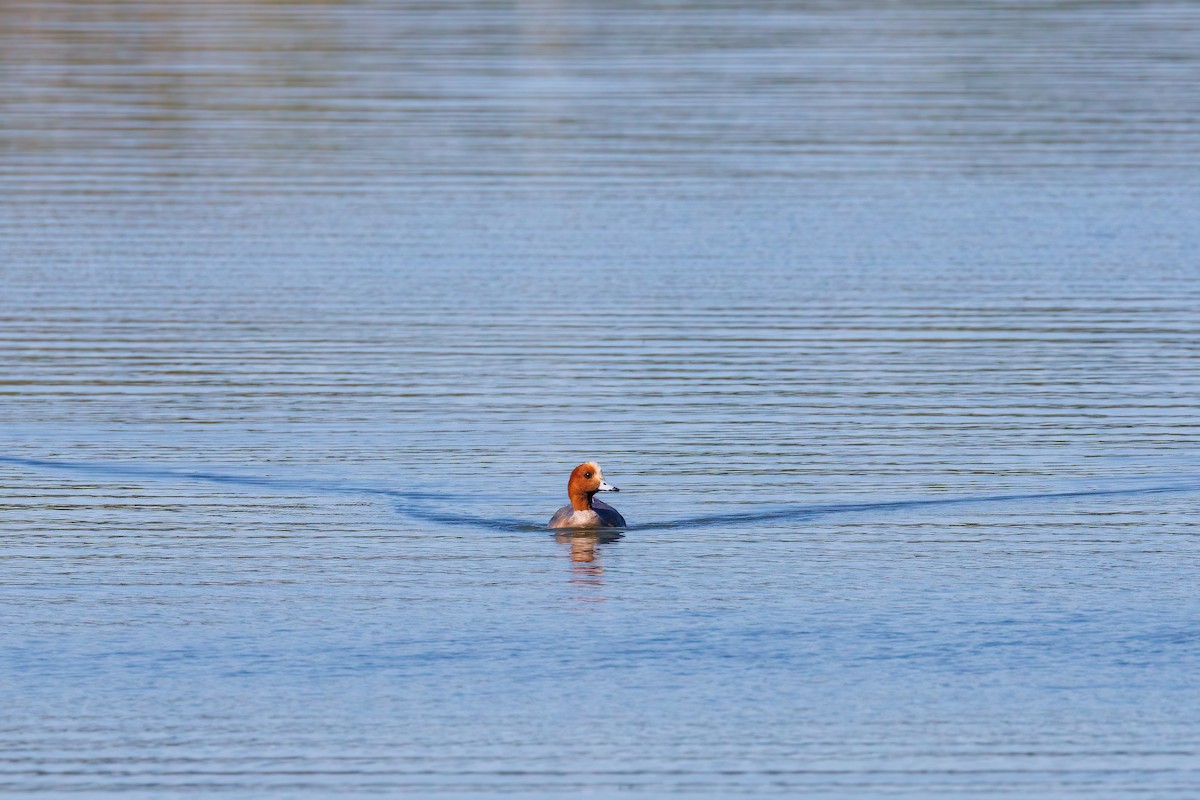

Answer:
[547,461,627,529]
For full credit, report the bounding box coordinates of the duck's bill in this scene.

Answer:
[597,480,619,492]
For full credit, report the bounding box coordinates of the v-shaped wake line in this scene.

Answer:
[0,454,444,503]
[5,454,1195,534]
[632,481,1197,531]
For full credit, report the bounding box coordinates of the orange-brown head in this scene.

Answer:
[567,461,619,511]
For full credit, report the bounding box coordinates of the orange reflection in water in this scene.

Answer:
[555,530,622,601]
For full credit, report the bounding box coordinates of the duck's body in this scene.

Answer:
[547,462,627,529]
[548,498,626,529]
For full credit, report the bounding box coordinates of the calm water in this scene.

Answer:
[2,1,1200,796]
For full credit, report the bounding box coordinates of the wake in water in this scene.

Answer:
[2,454,1194,533]
[0,455,441,503]
[0,454,538,532]
[632,481,1197,531]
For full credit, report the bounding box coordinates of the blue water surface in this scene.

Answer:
[2,1,1199,796]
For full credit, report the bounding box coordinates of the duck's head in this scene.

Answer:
[568,461,618,509]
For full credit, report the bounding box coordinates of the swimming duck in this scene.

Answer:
[547,461,627,529]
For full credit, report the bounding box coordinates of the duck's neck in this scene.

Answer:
[570,491,595,512]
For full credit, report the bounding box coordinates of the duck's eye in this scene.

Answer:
[584,472,593,479]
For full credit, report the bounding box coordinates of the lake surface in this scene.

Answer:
[2,1,1199,796]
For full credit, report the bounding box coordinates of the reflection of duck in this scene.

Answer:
[547,462,627,529]
[554,529,624,563]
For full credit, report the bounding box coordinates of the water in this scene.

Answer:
[2,1,1199,796]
